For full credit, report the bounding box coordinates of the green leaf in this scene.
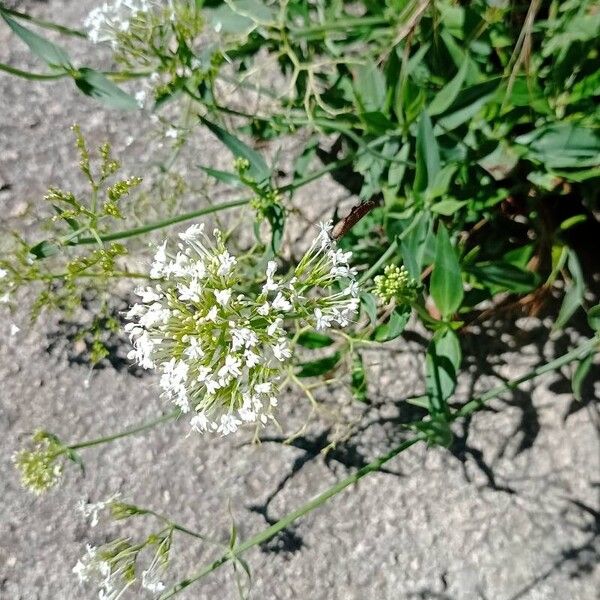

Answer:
[430,199,467,215]
[434,79,498,132]
[296,352,341,378]
[428,60,468,116]
[588,304,600,332]
[74,68,139,110]
[430,225,463,318]
[296,331,334,349]
[413,417,453,447]
[351,352,368,403]
[401,212,432,280]
[360,292,378,325]
[354,60,387,113]
[373,305,410,342]
[571,354,593,402]
[467,261,539,294]
[29,240,60,259]
[414,111,440,192]
[265,202,285,255]
[199,166,242,187]
[425,329,461,416]
[2,14,71,70]
[555,250,585,329]
[516,124,600,169]
[200,116,270,184]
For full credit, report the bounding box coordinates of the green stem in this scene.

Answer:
[0,5,87,37]
[72,199,251,246]
[454,334,600,419]
[0,61,68,80]
[358,239,398,284]
[68,409,181,451]
[159,434,423,598]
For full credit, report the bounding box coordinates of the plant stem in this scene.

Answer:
[68,409,181,451]
[159,434,423,598]
[72,199,251,246]
[0,61,68,80]
[358,239,398,284]
[454,334,600,419]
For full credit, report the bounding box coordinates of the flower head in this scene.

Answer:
[126,222,360,435]
[13,431,65,494]
[374,264,420,304]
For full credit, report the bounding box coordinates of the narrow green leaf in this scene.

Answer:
[199,166,242,187]
[2,14,71,69]
[555,250,585,329]
[200,116,270,184]
[571,354,593,401]
[74,68,139,110]
[296,331,334,349]
[29,240,60,259]
[296,352,341,378]
[351,352,368,403]
[588,304,600,332]
[354,60,387,113]
[430,225,463,318]
[401,212,432,280]
[414,111,440,192]
[425,329,461,416]
[428,60,468,116]
[373,305,410,342]
[360,292,378,325]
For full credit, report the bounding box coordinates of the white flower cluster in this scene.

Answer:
[73,545,123,600]
[126,221,359,436]
[84,0,167,45]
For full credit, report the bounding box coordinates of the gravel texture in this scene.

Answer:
[1,2,599,599]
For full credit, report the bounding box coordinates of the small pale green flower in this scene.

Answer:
[374,264,420,304]
[13,431,65,494]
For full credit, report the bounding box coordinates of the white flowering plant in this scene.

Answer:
[1,0,600,598]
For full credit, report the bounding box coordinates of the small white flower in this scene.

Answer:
[214,288,232,307]
[10,323,20,336]
[178,279,202,302]
[244,349,261,368]
[314,308,333,330]
[272,292,292,312]
[257,301,270,315]
[203,306,218,322]
[165,127,178,139]
[184,336,204,359]
[216,251,236,276]
[179,223,205,242]
[0,268,7,279]
[273,341,291,362]
[255,382,272,394]
[217,355,242,379]
[0,292,10,303]
[190,412,210,433]
[217,413,241,435]
[135,286,162,303]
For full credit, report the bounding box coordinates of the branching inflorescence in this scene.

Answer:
[125,221,359,436]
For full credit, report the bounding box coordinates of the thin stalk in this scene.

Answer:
[0,6,87,37]
[72,198,251,246]
[68,409,181,451]
[159,435,424,599]
[454,334,600,419]
[358,239,398,284]
[0,61,68,80]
